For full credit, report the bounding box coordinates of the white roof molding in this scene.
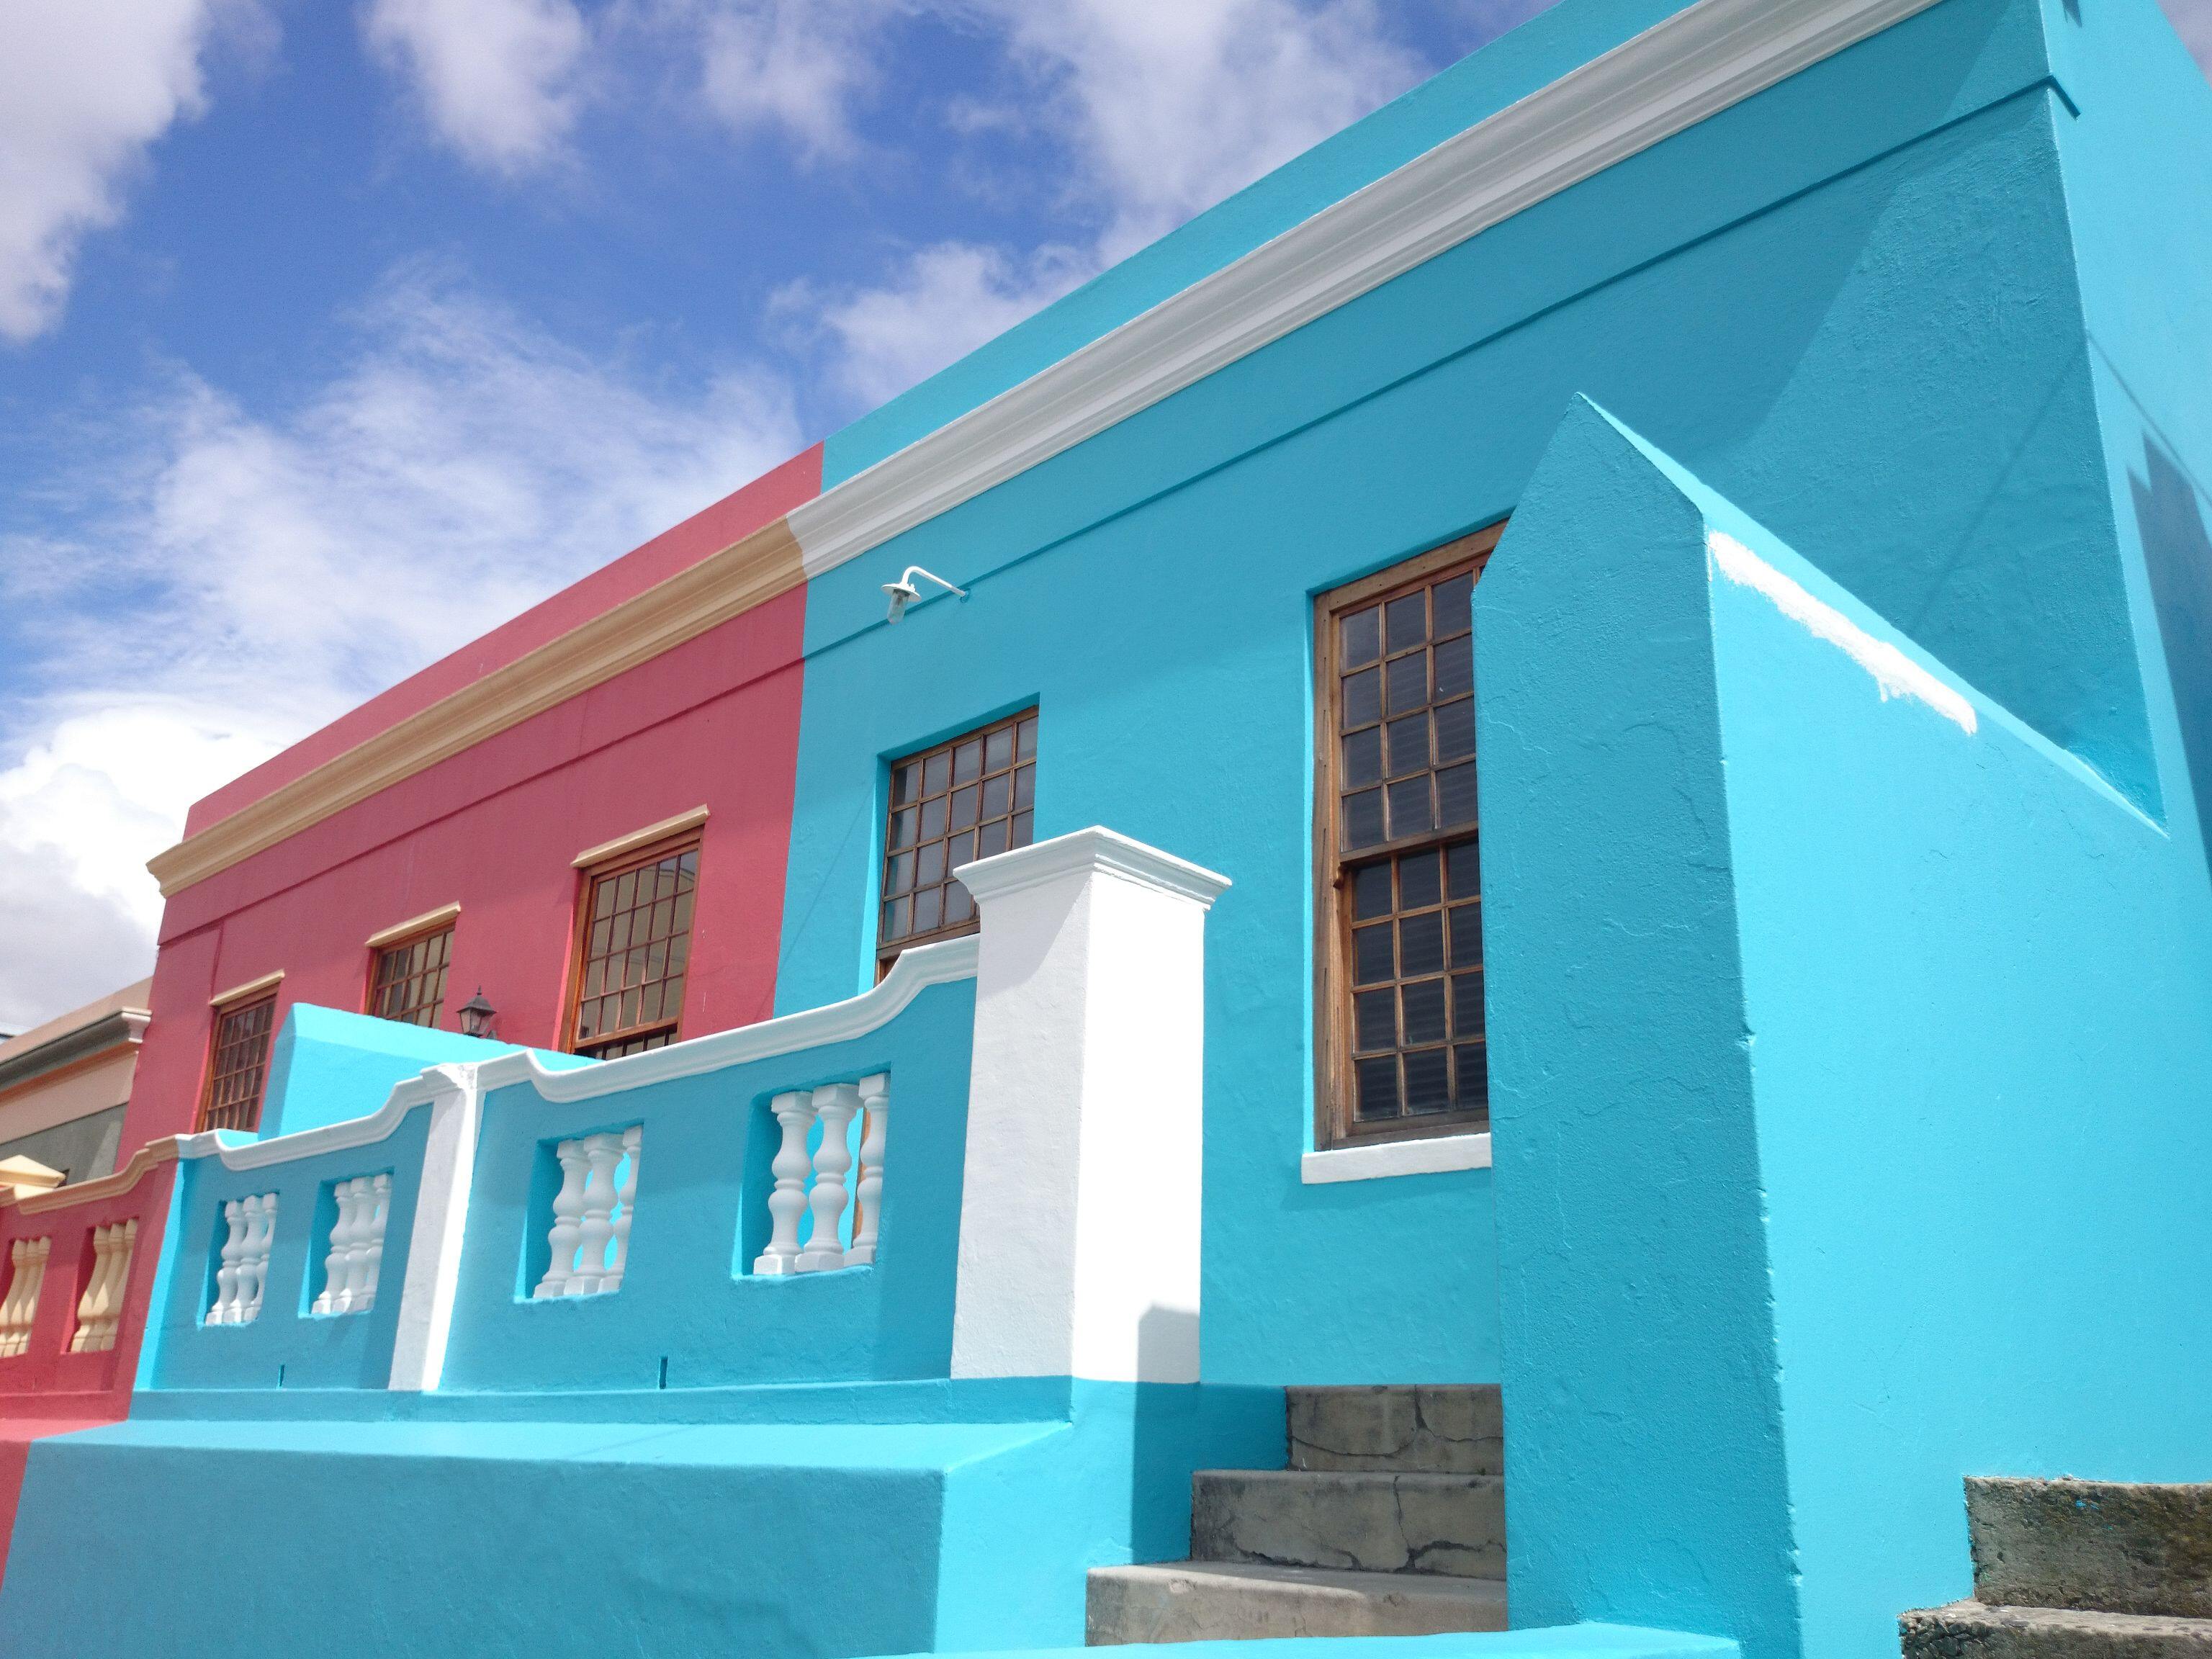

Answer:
[787,0,1940,580]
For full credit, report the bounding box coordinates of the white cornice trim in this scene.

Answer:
[572,806,709,869]
[1301,1131,1493,1184]
[956,827,1231,909]
[173,938,981,1173]
[787,0,1938,580]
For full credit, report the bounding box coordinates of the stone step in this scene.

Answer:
[1969,1480,2212,1618]
[1286,1385,1503,1476]
[1085,1561,1509,1645]
[1190,1469,1505,1579]
[1901,1600,2212,1659]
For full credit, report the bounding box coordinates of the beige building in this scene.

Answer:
[0,980,151,1185]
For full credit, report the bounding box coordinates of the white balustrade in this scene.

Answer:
[533,1128,641,1298]
[207,1194,279,1326]
[752,1073,889,1277]
[0,1237,51,1357]
[71,1218,138,1353]
[313,1174,391,1316]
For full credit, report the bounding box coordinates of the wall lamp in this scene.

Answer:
[882,566,968,624]
[457,987,498,1040]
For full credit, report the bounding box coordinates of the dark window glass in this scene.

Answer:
[572,842,698,1058]
[199,996,276,1133]
[368,926,451,1029]
[878,710,1038,973]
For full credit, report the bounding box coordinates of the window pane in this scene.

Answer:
[1385,655,1426,716]
[1017,716,1038,760]
[922,751,950,796]
[1353,923,1394,985]
[1013,765,1035,810]
[945,883,975,925]
[1433,634,1473,701]
[1341,667,1382,730]
[1341,727,1382,788]
[917,842,946,887]
[1452,971,1486,1036]
[981,773,1010,819]
[894,760,922,804]
[1398,849,1441,912]
[919,796,948,841]
[950,784,980,830]
[1354,989,1395,1052]
[1454,1043,1489,1108]
[1398,911,1444,977]
[1351,863,1393,921]
[1434,698,1475,764]
[1341,606,1381,668]
[1011,810,1033,845]
[1449,902,1483,968]
[1437,762,1479,828]
[1401,978,1447,1046]
[1405,1048,1452,1113]
[977,818,1008,858]
[947,830,976,869]
[889,807,917,850]
[1386,714,1428,778]
[984,727,1014,772]
[1446,838,1481,900]
[884,851,914,896]
[1343,788,1385,850]
[1355,1056,1400,1120]
[953,739,982,783]
[1385,592,1426,653]
[1387,777,1433,840]
[1431,572,1473,637]
[914,887,943,932]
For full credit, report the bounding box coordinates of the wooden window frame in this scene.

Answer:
[364,920,454,1030]
[1313,523,1502,1151]
[874,708,1038,976]
[561,830,703,1059]
[197,991,279,1135]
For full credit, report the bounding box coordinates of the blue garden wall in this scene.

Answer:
[436,976,976,1392]
[260,1003,536,1138]
[1480,402,2212,1659]
[776,0,2137,1388]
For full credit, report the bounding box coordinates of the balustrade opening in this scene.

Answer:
[752,1074,889,1276]
[313,1174,390,1316]
[533,1127,642,1298]
[207,1194,278,1326]
[71,1220,137,1353]
[0,1238,50,1357]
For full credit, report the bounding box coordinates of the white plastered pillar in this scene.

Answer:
[949,826,1229,1384]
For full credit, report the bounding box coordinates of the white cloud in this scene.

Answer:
[0,0,247,342]
[363,0,590,174]
[2162,0,2212,77]
[0,270,801,1031]
[782,240,1090,409]
[693,0,885,163]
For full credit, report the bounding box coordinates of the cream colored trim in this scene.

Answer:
[12,1137,181,1213]
[210,971,284,1008]
[365,903,462,951]
[147,518,804,896]
[146,0,1936,901]
[572,807,710,870]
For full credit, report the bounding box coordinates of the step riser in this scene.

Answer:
[1087,1565,1508,1646]
[1969,1480,2212,1619]
[1287,1386,1503,1475]
[1902,1602,2212,1659]
[1190,1470,1505,1579]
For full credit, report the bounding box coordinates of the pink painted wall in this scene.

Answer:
[0,1156,176,1584]
[129,447,822,1147]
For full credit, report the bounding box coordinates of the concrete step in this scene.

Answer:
[1901,1600,2212,1659]
[1085,1560,1509,1645]
[1287,1385,1503,1476]
[1969,1480,2212,1618]
[1190,1469,1505,1579]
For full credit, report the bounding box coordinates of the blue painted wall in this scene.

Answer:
[259,1003,542,1139]
[438,977,976,1392]
[778,0,2142,1387]
[1482,401,2212,1659]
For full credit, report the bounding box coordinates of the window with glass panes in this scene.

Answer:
[878,710,1037,973]
[1314,526,1499,1146]
[566,837,699,1059]
[198,994,277,1133]
[368,925,451,1028]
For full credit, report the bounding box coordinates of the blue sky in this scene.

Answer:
[1,0,2207,1035]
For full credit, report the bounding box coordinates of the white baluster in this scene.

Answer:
[534,1140,588,1298]
[240,1195,276,1323]
[357,1174,390,1311]
[796,1082,860,1273]
[601,1128,641,1292]
[314,1182,355,1316]
[847,1074,891,1267]
[754,1092,817,1276]
[565,1134,623,1296]
[337,1179,372,1313]
[211,1199,245,1323]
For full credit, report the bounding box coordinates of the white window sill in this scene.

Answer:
[1300,1131,1492,1184]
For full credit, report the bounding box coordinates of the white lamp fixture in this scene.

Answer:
[883,565,969,623]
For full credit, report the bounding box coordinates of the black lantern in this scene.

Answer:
[457,987,498,1040]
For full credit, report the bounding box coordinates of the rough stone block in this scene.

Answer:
[1287,1385,1503,1475]
[1970,1480,2212,1618]
[1086,1561,1509,1645]
[1190,1468,1505,1578]
[1902,1600,2212,1659]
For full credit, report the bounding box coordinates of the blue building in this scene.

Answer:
[3,0,2209,1654]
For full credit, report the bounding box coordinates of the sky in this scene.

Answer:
[0,0,2208,1037]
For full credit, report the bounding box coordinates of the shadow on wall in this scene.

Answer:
[1132,1304,1210,1563]
[2131,436,2212,880]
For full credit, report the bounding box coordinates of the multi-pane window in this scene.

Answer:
[1316,526,1499,1146]
[568,838,699,1059]
[878,710,1037,973]
[199,995,277,1133]
[368,926,451,1028]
